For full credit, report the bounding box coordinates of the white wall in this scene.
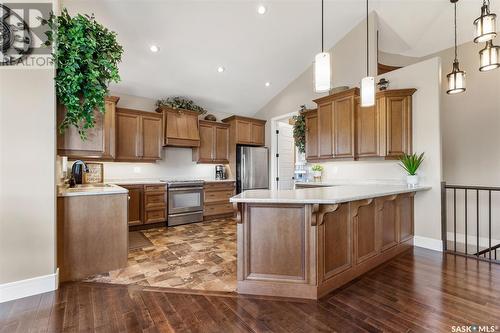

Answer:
[0,67,57,295]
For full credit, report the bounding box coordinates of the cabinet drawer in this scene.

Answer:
[204,190,234,204]
[204,182,235,191]
[145,208,166,224]
[204,203,234,217]
[144,192,165,208]
[144,184,166,193]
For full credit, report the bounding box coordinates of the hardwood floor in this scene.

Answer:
[1,247,500,333]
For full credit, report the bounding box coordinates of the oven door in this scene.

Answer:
[168,187,204,215]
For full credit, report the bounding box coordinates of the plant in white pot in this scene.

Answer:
[311,164,324,181]
[399,152,424,186]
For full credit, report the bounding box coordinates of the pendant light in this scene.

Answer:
[314,0,331,93]
[446,0,466,95]
[360,0,375,107]
[479,40,500,71]
[473,0,497,43]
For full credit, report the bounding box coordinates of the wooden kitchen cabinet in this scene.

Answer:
[203,181,235,220]
[222,116,266,146]
[355,99,379,158]
[313,88,357,160]
[120,183,167,227]
[156,107,201,147]
[193,120,229,164]
[377,89,416,159]
[305,109,318,161]
[115,108,162,162]
[57,96,119,160]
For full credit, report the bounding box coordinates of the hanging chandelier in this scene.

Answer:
[473,0,497,43]
[479,40,500,71]
[360,0,375,107]
[447,0,466,95]
[314,0,331,93]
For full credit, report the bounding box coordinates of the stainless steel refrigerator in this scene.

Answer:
[236,145,269,193]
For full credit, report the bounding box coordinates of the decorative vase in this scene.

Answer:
[313,171,322,180]
[407,174,419,187]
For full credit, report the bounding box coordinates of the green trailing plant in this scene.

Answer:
[156,97,207,115]
[292,105,307,154]
[43,9,123,139]
[311,164,324,172]
[399,152,424,175]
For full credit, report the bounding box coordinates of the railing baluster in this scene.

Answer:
[454,189,457,253]
[477,189,479,257]
[465,189,468,255]
[489,190,492,260]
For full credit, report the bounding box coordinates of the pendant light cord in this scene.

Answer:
[454,1,458,62]
[366,0,369,76]
[321,0,324,52]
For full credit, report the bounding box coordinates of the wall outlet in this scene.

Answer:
[133,166,141,174]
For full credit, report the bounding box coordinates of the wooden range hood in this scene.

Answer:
[156,106,201,148]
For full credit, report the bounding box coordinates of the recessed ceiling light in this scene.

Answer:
[149,45,159,53]
[217,66,225,73]
[265,82,271,87]
[257,5,267,15]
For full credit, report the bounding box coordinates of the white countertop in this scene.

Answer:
[58,184,128,197]
[107,178,235,185]
[230,184,431,204]
[295,179,408,187]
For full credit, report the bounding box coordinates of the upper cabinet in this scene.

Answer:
[222,116,266,146]
[115,108,162,162]
[156,107,200,148]
[312,88,357,161]
[193,120,229,164]
[306,88,416,161]
[57,96,119,160]
[377,89,416,159]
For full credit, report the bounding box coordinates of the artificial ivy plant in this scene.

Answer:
[43,9,123,139]
[292,105,307,154]
[156,96,207,115]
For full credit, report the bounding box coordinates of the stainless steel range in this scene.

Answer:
[166,180,204,226]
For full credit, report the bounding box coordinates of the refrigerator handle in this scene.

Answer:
[241,153,246,189]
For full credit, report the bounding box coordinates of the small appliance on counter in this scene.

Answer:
[294,161,307,182]
[215,165,226,180]
[70,160,89,186]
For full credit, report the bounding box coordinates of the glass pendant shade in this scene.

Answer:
[446,61,466,94]
[474,3,497,43]
[360,76,375,107]
[314,52,331,93]
[479,40,500,71]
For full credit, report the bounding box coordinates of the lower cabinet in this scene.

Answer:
[203,181,235,220]
[120,183,167,227]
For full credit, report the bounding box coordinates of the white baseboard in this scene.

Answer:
[414,236,443,252]
[0,268,59,303]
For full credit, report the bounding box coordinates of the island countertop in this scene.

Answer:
[230,184,431,205]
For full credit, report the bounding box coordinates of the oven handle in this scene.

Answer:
[168,187,204,192]
[168,211,203,217]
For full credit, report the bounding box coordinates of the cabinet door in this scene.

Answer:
[236,120,252,144]
[356,100,379,158]
[353,200,378,264]
[333,97,355,158]
[57,97,117,160]
[251,122,265,146]
[377,197,398,252]
[141,115,162,160]
[397,193,414,242]
[116,111,141,161]
[125,186,143,226]
[214,125,229,163]
[317,103,333,159]
[198,122,215,163]
[305,112,318,160]
[385,96,411,158]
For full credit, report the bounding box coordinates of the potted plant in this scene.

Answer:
[292,105,307,154]
[311,164,324,180]
[399,152,424,186]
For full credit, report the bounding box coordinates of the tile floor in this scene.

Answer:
[85,218,237,292]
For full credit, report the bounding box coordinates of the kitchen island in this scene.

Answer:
[230,184,431,299]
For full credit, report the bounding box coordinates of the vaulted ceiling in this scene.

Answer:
[64,0,499,116]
